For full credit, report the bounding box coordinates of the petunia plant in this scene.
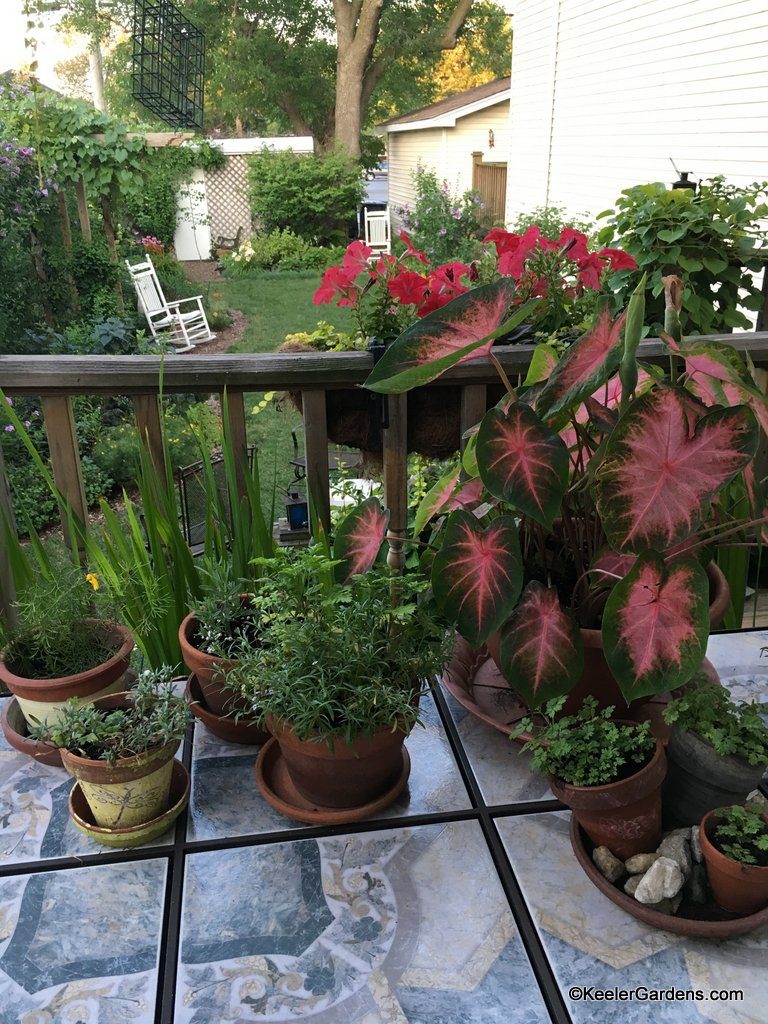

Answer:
[364,273,768,707]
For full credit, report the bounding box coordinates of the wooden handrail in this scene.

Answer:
[4,333,768,395]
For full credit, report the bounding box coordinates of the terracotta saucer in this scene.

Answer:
[255,738,411,825]
[570,816,768,937]
[1,696,63,766]
[69,759,190,848]
[441,637,722,745]
[185,674,269,745]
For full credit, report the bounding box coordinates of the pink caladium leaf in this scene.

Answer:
[365,280,537,394]
[476,403,569,527]
[499,582,584,708]
[602,551,710,702]
[412,462,462,535]
[431,510,522,647]
[535,307,627,419]
[595,385,758,552]
[333,497,390,583]
[445,476,484,512]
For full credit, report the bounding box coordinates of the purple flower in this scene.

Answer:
[4,425,13,432]
[4,397,12,406]
[23,420,31,427]
[439,227,447,236]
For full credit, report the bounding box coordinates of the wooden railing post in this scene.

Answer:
[0,446,18,627]
[383,393,408,572]
[301,389,331,537]
[40,396,88,558]
[460,384,487,452]
[222,390,249,500]
[133,394,167,480]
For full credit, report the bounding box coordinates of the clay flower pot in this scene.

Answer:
[485,561,729,714]
[269,718,407,809]
[663,728,766,827]
[0,621,134,729]
[59,692,180,830]
[700,809,768,915]
[178,611,249,718]
[549,738,667,859]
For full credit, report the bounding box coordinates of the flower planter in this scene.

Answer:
[549,737,667,859]
[663,728,766,827]
[485,561,729,715]
[59,692,180,830]
[0,621,134,729]
[268,718,408,810]
[178,611,250,718]
[700,809,768,915]
[185,673,269,745]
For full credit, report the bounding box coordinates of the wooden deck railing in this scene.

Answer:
[3,332,768,620]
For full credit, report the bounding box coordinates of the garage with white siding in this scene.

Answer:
[505,0,768,221]
[379,78,511,230]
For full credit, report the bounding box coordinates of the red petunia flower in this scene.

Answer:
[313,264,358,306]
[388,269,429,306]
[575,251,604,290]
[599,247,638,272]
[417,262,471,317]
[397,230,429,265]
[342,240,373,274]
[557,228,590,261]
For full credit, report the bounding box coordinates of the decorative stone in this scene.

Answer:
[624,874,642,896]
[592,846,625,883]
[668,827,692,839]
[657,834,692,879]
[625,852,659,875]
[746,789,768,814]
[634,857,684,904]
[690,825,703,864]
[685,863,708,905]
[645,894,683,915]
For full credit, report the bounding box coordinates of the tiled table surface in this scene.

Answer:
[0,632,766,1024]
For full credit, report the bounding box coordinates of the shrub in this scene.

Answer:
[598,178,768,334]
[509,204,593,239]
[247,148,364,244]
[399,165,484,264]
[223,230,345,275]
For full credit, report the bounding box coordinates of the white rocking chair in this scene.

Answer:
[125,257,215,353]
[363,207,391,258]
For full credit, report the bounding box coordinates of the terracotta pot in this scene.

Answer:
[270,718,407,809]
[700,809,768,915]
[485,561,729,714]
[185,674,270,745]
[59,692,180,830]
[178,611,250,717]
[0,621,134,729]
[663,728,766,827]
[549,737,667,859]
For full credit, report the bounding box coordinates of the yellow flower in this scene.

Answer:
[85,573,100,591]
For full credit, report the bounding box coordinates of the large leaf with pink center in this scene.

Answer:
[602,551,709,701]
[432,510,522,646]
[595,386,758,552]
[412,462,462,535]
[476,403,569,527]
[499,583,584,707]
[365,280,537,394]
[333,498,390,583]
[535,307,627,419]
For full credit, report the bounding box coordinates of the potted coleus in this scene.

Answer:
[0,566,133,729]
[700,803,768,914]
[365,272,768,714]
[31,669,190,831]
[662,678,768,826]
[514,697,664,858]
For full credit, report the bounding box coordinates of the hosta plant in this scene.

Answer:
[365,273,768,706]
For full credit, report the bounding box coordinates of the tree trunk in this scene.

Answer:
[334,56,366,158]
[88,36,107,113]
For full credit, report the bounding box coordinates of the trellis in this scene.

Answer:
[131,0,205,130]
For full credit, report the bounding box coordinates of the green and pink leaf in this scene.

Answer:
[412,463,462,535]
[602,551,710,702]
[499,583,584,707]
[431,510,522,647]
[333,497,390,583]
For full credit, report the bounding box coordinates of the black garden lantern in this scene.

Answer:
[285,488,309,531]
[131,0,205,129]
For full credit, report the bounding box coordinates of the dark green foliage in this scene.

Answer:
[513,696,655,787]
[714,804,768,866]
[663,678,768,767]
[598,179,768,334]
[223,229,345,275]
[247,149,364,244]
[399,165,484,264]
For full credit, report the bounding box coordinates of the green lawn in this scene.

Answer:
[215,271,355,517]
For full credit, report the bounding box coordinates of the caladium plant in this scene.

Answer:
[365,274,768,705]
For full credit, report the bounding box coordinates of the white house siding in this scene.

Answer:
[387,102,510,230]
[506,0,768,221]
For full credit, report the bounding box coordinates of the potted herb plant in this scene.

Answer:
[700,804,768,915]
[364,272,767,715]
[662,678,768,826]
[514,697,664,858]
[0,566,133,729]
[31,669,190,831]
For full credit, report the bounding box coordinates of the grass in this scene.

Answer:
[214,270,356,518]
